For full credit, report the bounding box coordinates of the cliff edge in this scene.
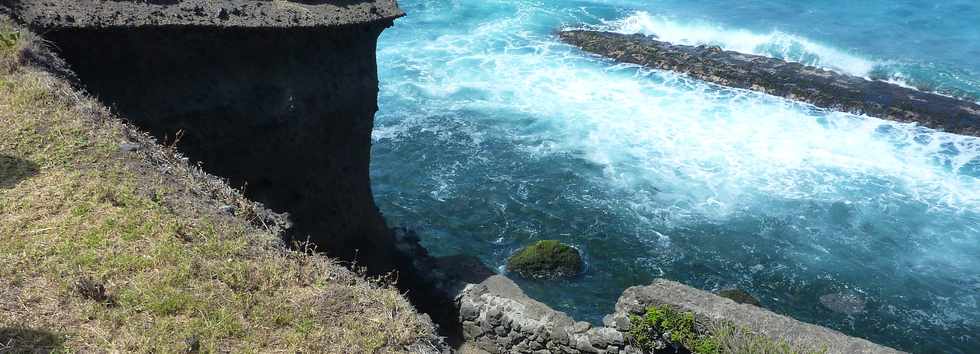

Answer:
[0,4,442,353]
[6,0,404,28]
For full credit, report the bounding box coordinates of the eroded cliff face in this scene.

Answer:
[44,25,396,269]
[14,1,474,341]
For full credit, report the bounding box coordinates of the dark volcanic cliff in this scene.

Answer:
[5,0,474,342]
[45,25,395,267]
[7,0,404,270]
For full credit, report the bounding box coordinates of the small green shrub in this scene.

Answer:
[629,305,719,353]
[0,30,19,49]
[629,305,829,354]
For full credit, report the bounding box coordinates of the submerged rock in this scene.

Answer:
[820,292,866,315]
[506,240,583,279]
[718,288,761,306]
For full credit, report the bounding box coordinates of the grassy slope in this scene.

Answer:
[0,22,437,353]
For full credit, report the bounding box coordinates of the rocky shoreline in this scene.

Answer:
[453,275,903,353]
[3,1,919,352]
[559,30,980,137]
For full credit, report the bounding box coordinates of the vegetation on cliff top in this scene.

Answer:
[628,305,828,354]
[0,21,437,353]
[506,240,583,279]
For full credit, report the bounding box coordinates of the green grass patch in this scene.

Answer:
[629,305,719,353]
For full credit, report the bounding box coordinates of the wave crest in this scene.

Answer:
[603,11,876,78]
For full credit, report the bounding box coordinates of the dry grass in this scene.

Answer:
[0,20,438,353]
[710,324,828,354]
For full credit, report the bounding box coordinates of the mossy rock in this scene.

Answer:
[718,288,761,306]
[506,240,583,279]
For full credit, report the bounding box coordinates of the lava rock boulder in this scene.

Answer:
[506,240,583,279]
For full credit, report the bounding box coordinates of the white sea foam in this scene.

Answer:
[385,43,980,223]
[373,1,980,343]
[602,11,877,78]
[379,5,980,215]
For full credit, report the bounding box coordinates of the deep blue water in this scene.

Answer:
[370,1,980,352]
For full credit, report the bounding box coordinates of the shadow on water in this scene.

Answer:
[0,154,39,190]
[0,327,64,353]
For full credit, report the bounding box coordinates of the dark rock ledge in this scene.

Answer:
[559,30,980,137]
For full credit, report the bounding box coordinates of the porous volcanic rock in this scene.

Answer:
[5,0,404,29]
[559,30,980,137]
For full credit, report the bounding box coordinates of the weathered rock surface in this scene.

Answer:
[5,0,404,29]
[457,275,627,354]
[456,275,900,353]
[610,279,903,354]
[457,277,904,353]
[559,30,980,137]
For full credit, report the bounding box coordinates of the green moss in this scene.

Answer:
[0,29,19,49]
[629,305,829,354]
[505,240,583,279]
[629,305,718,354]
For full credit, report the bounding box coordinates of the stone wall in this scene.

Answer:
[458,275,627,354]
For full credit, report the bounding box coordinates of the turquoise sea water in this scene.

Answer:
[370,1,980,352]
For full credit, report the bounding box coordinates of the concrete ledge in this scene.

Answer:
[5,0,404,29]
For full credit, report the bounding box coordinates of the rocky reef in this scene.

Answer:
[559,30,980,137]
[456,277,904,353]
